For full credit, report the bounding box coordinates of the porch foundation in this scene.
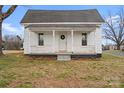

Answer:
[26,53,102,61]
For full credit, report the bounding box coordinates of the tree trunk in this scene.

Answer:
[0,21,3,55]
[117,44,120,50]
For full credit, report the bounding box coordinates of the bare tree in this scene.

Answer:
[3,35,23,50]
[103,9,124,50]
[0,5,17,55]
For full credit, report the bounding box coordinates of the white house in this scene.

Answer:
[21,9,104,60]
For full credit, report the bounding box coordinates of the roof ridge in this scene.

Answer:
[27,9,97,11]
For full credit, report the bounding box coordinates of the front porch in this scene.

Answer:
[28,25,97,55]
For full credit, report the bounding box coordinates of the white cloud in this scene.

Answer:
[2,23,24,32]
[2,23,24,38]
[106,15,120,23]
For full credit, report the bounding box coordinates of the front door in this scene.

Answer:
[59,32,67,52]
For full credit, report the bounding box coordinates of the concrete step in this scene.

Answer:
[57,54,71,61]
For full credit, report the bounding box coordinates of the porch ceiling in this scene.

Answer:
[29,27,96,32]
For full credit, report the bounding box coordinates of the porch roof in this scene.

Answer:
[26,24,99,28]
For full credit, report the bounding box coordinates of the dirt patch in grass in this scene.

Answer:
[31,77,99,88]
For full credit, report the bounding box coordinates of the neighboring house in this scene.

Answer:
[120,42,124,50]
[102,44,124,51]
[102,44,116,50]
[21,9,104,60]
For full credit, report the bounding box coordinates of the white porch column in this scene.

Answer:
[71,30,74,52]
[52,30,55,52]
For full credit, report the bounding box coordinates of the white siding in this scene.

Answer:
[95,28,102,54]
[73,31,95,54]
[24,28,30,54]
[87,31,95,46]
[30,30,38,46]
[30,31,53,54]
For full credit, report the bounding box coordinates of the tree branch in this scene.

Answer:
[106,21,118,42]
[120,39,124,44]
[0,5,3,11]
[104,29,117,42]
[104,36,116,43]
[118,11,124,42]
[0,6,3,22]
[2,5,17,20]
[103,28,115,37]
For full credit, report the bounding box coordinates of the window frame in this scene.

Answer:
[81,33,87,46]
[38,33,44,46]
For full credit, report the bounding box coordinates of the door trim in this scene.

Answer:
[59,32,67,52]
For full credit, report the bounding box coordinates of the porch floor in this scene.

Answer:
[29,52,96,55]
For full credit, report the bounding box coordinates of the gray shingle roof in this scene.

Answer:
[21,9,104,23]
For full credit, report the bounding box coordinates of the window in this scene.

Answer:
[38,33,44,46]
[82,33,87,46]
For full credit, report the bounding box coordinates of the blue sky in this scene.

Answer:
[2,5,123,44]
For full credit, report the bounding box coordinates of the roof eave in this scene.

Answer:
[21,22,104,26]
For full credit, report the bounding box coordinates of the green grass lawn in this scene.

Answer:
[104,50,124,57]
[0,53,124,88]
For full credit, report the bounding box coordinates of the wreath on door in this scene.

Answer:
[60,35,65,40]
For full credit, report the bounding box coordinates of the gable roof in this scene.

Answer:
[21,9,104,23]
